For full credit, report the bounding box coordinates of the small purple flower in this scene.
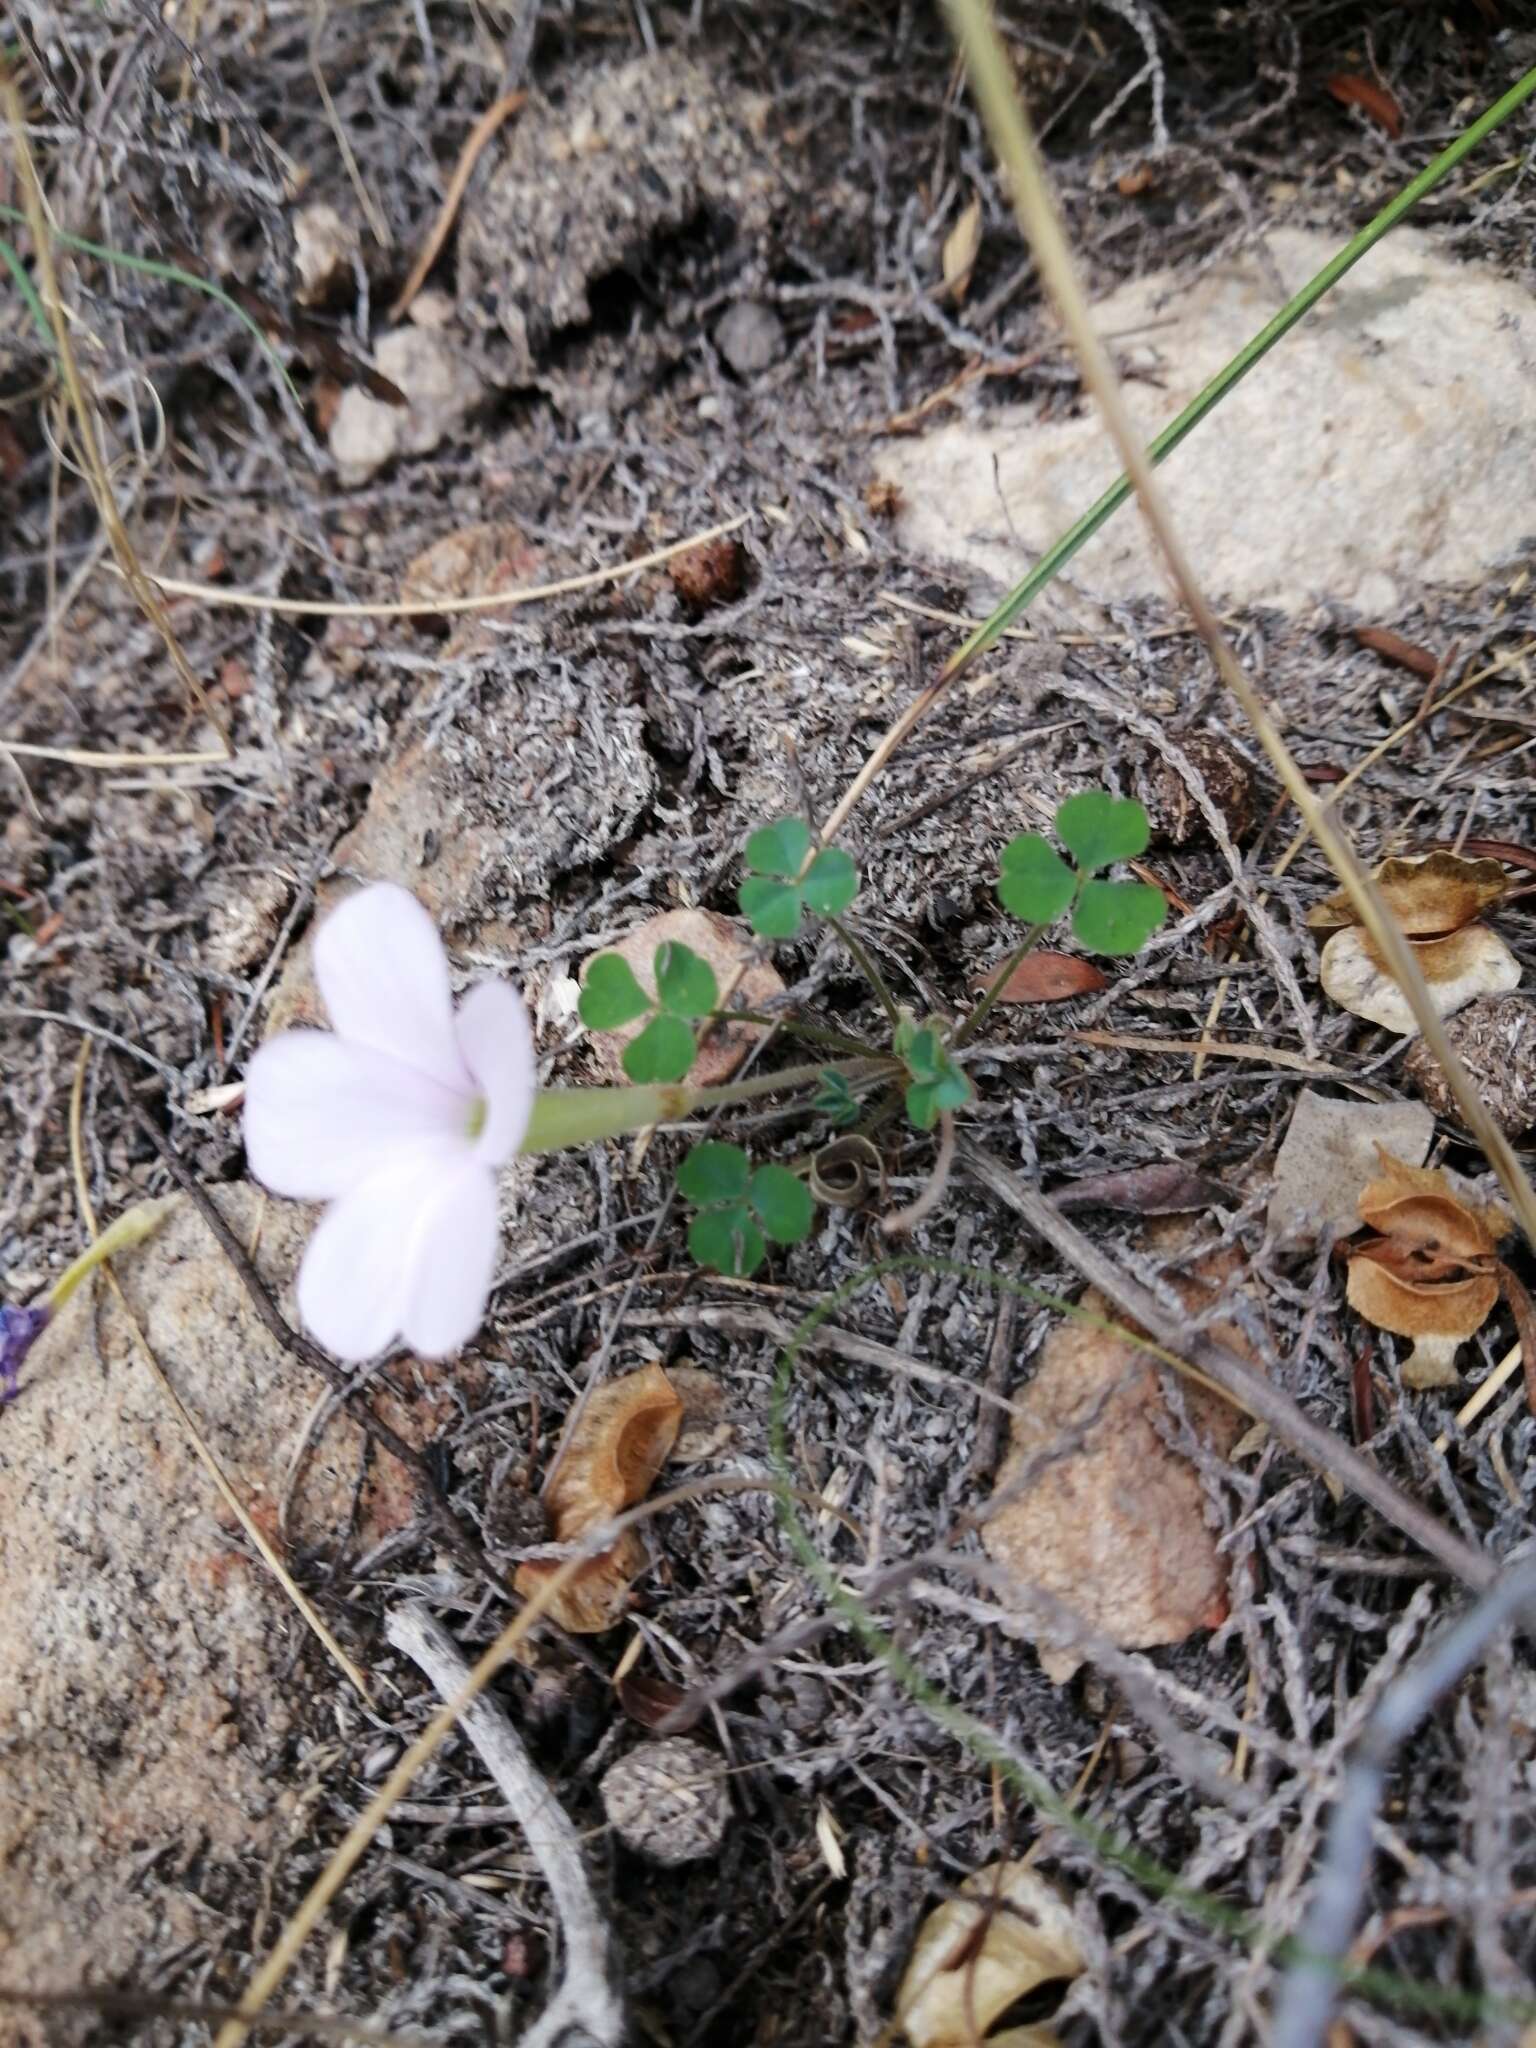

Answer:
[1,1303,49,1404]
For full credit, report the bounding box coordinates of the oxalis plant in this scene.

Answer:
[574,789,1163,1280]
[0,793,1161,1377]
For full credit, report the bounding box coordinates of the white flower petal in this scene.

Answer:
[454,978,538,1166]
[244,1030,470,1199]
[314,883,472,1092]
[296,1155,434,1360]
[296,1149,499,1361]
[400,1164,500,1358]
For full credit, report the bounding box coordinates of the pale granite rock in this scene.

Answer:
[876,227,1536,617]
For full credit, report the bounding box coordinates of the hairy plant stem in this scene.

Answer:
[714,1009,875,1058]
[520,1059,890,1154]
[827,915,902,1028]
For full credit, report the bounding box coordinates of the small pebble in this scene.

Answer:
[715,301,785,376]
[668,536,745,610]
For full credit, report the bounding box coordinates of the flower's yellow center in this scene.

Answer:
[465,1096,488,1142]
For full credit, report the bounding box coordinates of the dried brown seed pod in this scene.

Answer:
[1402,995,1536,1136]
[1307,850,1509,935]
[1139,735,1254,848]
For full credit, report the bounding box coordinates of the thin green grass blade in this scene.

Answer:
[0,201,303,409]
[0,233,50,346]
[942,63,1536,680]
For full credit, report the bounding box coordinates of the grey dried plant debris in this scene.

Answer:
[601,1738,730,1865]
[1403,995,1536,1137]
[201,869,291,977]
[9,3,1536,2040]
[268,649,655,1028]
[458,55,781,381]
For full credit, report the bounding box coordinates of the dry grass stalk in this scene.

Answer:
[940,0,1536,1255]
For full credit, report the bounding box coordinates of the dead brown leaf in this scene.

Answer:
[973,951,1108,1004]
[941,193,983,302]
[1051,1163,1227,1215]
[1439,837,1536,875]
[617,1669,701,1733]
[895,1862,1084,2048]
[514,1364,683,1633]
[1326,72,1404,138]
[981,1273,1249,1683]
[1347,1254,1499,1343]
[1356,1150,1510,1258]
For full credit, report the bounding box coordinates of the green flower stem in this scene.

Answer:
[711,1010,876,1058]
[951,914,1057,1050]
[47,1197,173,1312]
[519,1060,890,1154]
[938,59,1536,683]
[826,916,901,1029]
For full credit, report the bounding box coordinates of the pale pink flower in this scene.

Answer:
[243,883,535,1360]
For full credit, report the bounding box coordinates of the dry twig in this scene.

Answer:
[385,1602,625,2048]
[1272,1552,1536,2048]
[388,90,527,321]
